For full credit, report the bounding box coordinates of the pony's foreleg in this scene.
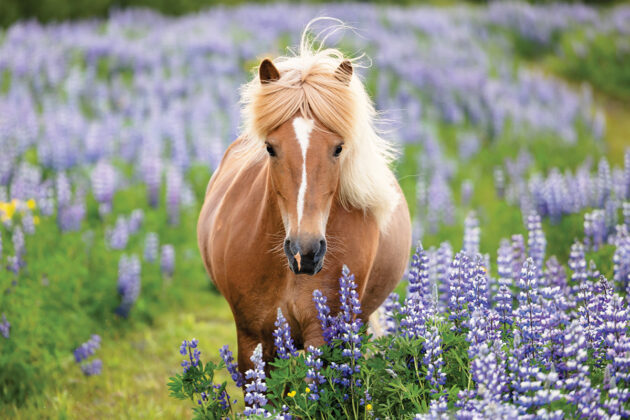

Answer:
[368,309,385,339]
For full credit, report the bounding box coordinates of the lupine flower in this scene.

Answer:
[273,308,297,360]
[160,244,175,277]
[116,254,141,317]
[8,226,25,273]
[312,289,334,345]
[435,242,453,310]
[379,292,401,335]
[527,212,546,277]
[57,200,86,232]
[141,156,162,208]
[81,359,103,376]
[74,334,102,363]
[179,338,201,373]
[74,334,102,376]
[407,242,431,305]
[0,314,10,339]
[127,209,144,235]
[305,346,325,401]
[220,344,245,387]
[447,253,472,330]
[108,216,129,250]
[463,211,480,256]
[423,323,446,393]
[243,343,268,417]
[511,234,526,281]
[514,258,543,359]
[143,232,159,263]
[91,160,116,215]
[337,265,363,360]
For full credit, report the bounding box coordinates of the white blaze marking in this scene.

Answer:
[292,117,314,228]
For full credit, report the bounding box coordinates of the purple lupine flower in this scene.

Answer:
[141,156,162,208]
[143,232,159,263]
[514,258,543,359]
[584,209,607,250]
[467,256,489,314]
[470,341,508,403]
[305,345,325,401]
[423,323,446,393]
[598,157,612,208]
[511,234,526,281]
[81,359,103,376]
[338,265,363,360]
[401,247,431,339]
[166,166,183,225]
[497,238,513,288]
[0,314,10,339]
[243,343,268,417]
[219,344,245,387]
[461,179,474,206]
[527,212,546,277]
[273,308,297,360]
[435,242,453,310]
[613,233,630,294]
[558,322,606,418]
[544,256,568,292]
[116,254,141,317]
[108,216,129,250]
[179,338,201,374]
[623,202,630,227]
[56,172,72,209]
[8,226,25,273]
[21,210,35,235]
[312,289,334,345]
[127,209,144,235]
[379,292,401,335]
[447,252,473,330]
[407,242,431,305]
[57,200,86,232]
[160,244,175,277]
[91,160,116,216]
[74,334,101,363]
[463,211,480,256]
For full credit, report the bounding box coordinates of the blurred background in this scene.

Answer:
[0,0,629,418]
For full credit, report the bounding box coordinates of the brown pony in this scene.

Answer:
[197,25,411,374]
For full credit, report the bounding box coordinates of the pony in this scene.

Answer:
[197,21,411,374]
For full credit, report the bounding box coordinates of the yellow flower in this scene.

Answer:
[33,216,40,225]
[305,387,310,393]
[366,403,373,411]
[0,201,16,220]
[26,199,36,209]
[287,391,296,398]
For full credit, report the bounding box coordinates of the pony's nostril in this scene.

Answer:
[316,239,327,258]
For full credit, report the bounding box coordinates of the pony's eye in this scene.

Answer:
[334,144,343,157]
[266,144,276,157]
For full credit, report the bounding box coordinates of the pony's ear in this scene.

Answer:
[259,58,280,84]
[334,60,353,85]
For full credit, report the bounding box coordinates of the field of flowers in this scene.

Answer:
[0,2,629,419]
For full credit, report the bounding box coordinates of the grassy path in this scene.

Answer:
[5,290,240,419]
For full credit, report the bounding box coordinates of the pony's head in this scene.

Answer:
[239,21,399,275]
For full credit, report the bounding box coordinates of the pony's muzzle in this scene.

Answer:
[284,237,326,275]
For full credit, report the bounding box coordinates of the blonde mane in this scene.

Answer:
[238,19,399,232]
